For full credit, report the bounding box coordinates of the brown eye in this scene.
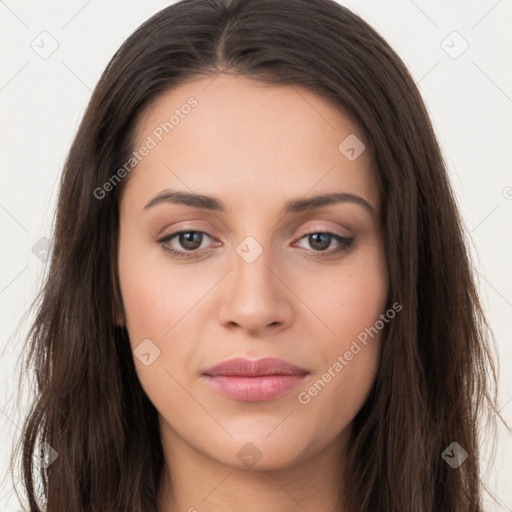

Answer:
[157,230,213,259]
[177,232,204,251]
[307,233,332,251]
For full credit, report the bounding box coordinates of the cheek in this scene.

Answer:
[117,244,205,414]
[117,230,201,346]
[297,240,388,347]
[294,244,388,426]
[120,267,187,340]
[331,262,388,340]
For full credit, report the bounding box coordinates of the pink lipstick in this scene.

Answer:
[202,357,309,402]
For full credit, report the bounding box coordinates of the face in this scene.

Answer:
[117,74,388,471]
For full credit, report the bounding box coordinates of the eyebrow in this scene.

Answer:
[143,189,375,215]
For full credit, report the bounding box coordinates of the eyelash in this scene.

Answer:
[156,229,355,260]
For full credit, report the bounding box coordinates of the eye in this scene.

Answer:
[157,230,214,259]
[294,231,354,258]
[156,230,354,260]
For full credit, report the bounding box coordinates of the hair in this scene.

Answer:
[10,0,508,510]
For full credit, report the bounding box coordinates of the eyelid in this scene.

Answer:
[298,223,351,237]
[156,226,354,260]
[157,229,217,251]
[156,223,349,245]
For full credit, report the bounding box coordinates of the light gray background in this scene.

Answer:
[1,0,511,510]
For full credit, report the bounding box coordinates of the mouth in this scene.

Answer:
[202,357,309,402]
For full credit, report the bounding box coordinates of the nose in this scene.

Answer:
[217,241,294,335]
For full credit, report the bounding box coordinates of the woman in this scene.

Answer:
[11,0,506,510]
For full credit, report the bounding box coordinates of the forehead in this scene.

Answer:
[125,73,379,213]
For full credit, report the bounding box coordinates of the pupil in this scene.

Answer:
[180,232,202,250]
[310,233,330,251]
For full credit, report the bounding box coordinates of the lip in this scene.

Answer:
[202,357,309,402]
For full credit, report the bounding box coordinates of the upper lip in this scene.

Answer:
[203,357,309,377]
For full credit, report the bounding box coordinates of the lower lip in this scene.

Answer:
[204,374,307,402]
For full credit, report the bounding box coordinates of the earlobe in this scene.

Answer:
[115,309,125,327]
[114,300,126,327]
[112,275,126,326]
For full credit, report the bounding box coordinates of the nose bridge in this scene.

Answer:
[217,233,292,332]
[232,233,278,303]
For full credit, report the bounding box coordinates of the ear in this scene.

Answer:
[114,298,126,327]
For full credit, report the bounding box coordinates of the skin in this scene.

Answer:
[116,74,388,512]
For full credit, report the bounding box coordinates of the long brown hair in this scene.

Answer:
[11,0,507,510]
